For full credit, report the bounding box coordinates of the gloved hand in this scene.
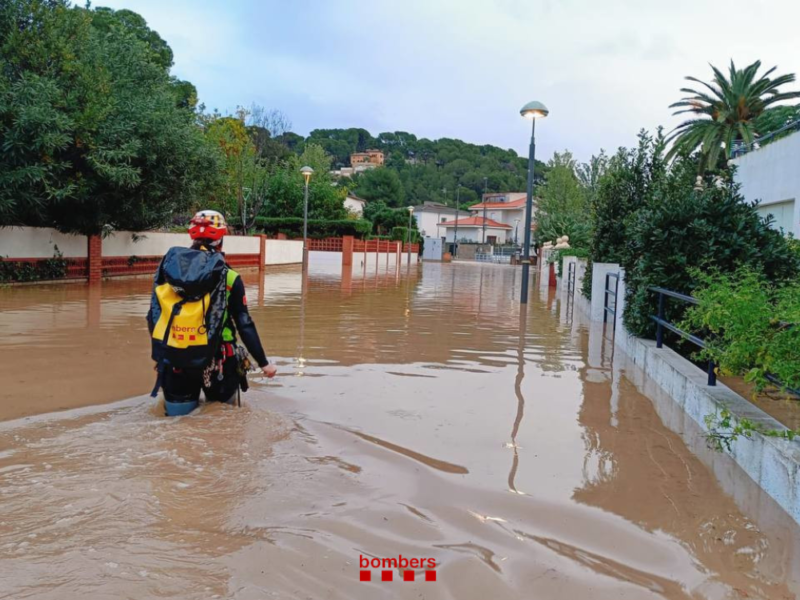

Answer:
[262,364,277,378]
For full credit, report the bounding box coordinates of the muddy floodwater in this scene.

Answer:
[1,261,800,599]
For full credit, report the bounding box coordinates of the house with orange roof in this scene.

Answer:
[438,215,513,244]
[428,192,536,245]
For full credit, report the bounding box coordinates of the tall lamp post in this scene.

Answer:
[406,205,414,267]
[518,100,548,304]
[300,166,314,272]
[453,184,461,258]
[482,176,488,244]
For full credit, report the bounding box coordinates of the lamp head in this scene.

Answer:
[300,165,314,183]
[520,100,549,120]
[407,205,415,214]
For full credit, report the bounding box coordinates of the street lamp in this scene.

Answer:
[453,184,461,259]
[406,205,414,267]
[300,165,313,271]
[482,176,488,244]
[519,100,548,304]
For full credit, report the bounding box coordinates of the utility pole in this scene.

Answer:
[482,176,488,244]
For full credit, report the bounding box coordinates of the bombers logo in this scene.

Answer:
[358,555,437,582]
[171,324,199,342]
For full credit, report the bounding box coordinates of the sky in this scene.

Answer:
[99,0,800,162]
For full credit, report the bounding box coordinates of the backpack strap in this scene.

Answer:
[150,298,189,398]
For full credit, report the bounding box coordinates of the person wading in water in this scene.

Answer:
[147,210,276,416]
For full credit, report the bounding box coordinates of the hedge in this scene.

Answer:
[254,217,372,239]
[390,227,421,243]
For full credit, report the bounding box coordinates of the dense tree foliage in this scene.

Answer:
[299,127,548,208]
[534,151,592,248]
[352,167,404,207]
[0,0,219,235]
[621,159,799,337]
[589,131,666,264]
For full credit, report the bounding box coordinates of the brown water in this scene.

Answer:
[1,261,800,599]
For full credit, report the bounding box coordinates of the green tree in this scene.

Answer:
[0,0,219,234]
[590,131,666,264]
[364,200,415,236]
[353,167,404,207]
[534,151,590,247]
[667,60,800,171]
[622,159,800,337]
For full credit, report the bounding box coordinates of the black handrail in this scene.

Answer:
[604,273,619,332]
[649,286,716,386]
[650,286,800,395]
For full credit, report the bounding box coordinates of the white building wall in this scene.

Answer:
[443,227,508,244]
[344,197,365,216]
[730,130,800,237]
[0,227,87,258]
[103,231,261,256]
[265,239,303,264]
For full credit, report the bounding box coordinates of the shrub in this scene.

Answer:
[0,246,67,282]
[621,160,800,337]
[254,217,372,239]
[681,266,800,393]
[390,227,421,243]
[549,247,589,277]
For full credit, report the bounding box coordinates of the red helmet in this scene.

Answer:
[188,210,227,243]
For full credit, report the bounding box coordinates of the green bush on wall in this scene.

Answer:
[254,217,372,239]
[390,227,420,243]
[549,247,589,278]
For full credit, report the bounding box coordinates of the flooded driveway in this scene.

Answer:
[1,261,799,599]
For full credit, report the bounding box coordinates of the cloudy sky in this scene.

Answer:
[99,0,800,162]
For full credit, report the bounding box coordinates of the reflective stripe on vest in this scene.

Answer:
[222,268,239,342]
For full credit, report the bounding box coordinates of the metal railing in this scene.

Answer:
[567,261,576,297]
[649,286,716,386]
[649,286,800,395]
[604,272,619,333]
[730,119,800,158]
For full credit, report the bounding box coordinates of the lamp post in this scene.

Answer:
[406,205,414,267]
[482,176,488,244]
[518,100,548,304]
[514,218,520,245]
[453,184,461,258]
[300,166,313,271]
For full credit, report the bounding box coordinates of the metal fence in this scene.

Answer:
[604,272,620,333]
[475,245,519,264]
[730,119,800,158]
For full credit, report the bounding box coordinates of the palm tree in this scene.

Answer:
[667,60,800,171]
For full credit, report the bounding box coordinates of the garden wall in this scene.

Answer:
[566,257,800,525]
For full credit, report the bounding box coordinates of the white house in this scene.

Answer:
[412,202,471,238]
[438,216,512,243]
[344,193,366,217]
[729,128,800,237]
[466,192,533,244]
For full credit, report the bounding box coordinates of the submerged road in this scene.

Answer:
[0,261,799,599]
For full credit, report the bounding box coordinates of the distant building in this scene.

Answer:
[344,193,366,216]
[438,216,512,244]
[466,192,533,243]
[331,150,385,178]
[730,128,800,237]
[412,201,471,238]
[350,149,384,167]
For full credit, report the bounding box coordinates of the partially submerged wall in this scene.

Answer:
[567,259,800,525]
